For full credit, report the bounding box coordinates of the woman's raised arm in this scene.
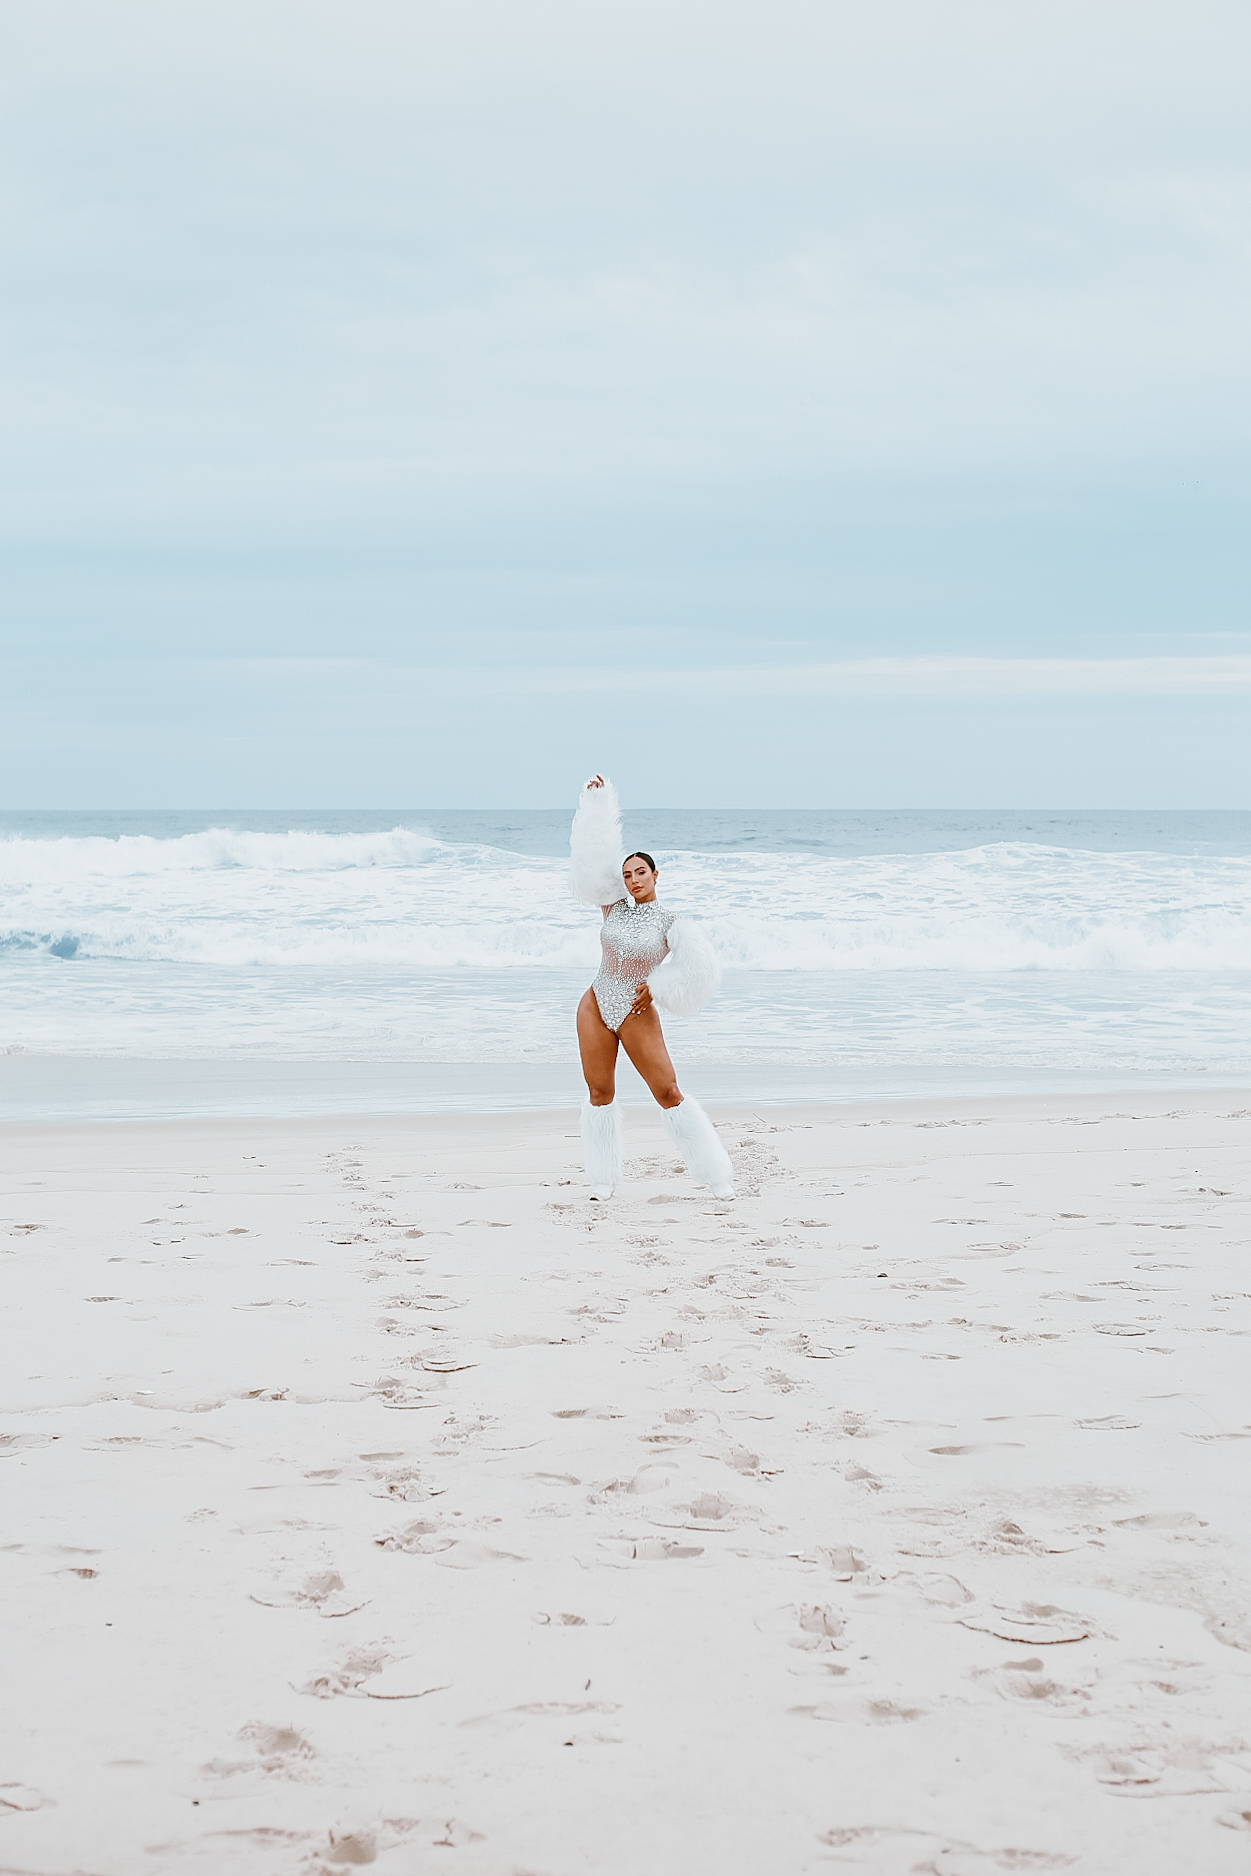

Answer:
[569,774,626,908]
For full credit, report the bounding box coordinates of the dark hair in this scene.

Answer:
[623,850,658,873]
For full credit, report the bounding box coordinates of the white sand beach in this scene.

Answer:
[3,1092,1251,1874]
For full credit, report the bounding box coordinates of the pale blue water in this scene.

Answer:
[7,806,1251,856]
[2,808,1249,1119]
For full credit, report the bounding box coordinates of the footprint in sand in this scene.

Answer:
[0,1784,47,1813]
[599,1538,704,1562]
[649,1491,760,1532]
[371,1376,435,1409]
[203,1723,317,1779]
[592,1462,679,1501]
[533,1607,617,1627]
[370,1464,434,1501]
[960,1602,1093,1645]
[322,1812,465,1861]
[297,1570,367,1616]
[816,1830,1073,1871]
[252,1569,369,1618]
[374,1519,454,1555]
[817,1544,870,1579]
[434,1540,528,1570]
[865,1698,925,1723]
[323,1824,378,1865]
[927,1442,1026,1457]
[0,1433,61,1457]
[796,1608,847,1674]
[756,1602,846,1653]
[299,1644,450,1704]
[977,1519,1083,1557]
[1113,1510,1206,1530]
[790,1692,921,1724]
[1069,1738,1240,1796]
[843,1463,883,1491]
[903,1572,974,1607]
[725,1446,762,1476]
[691,1491,732,1520]
[998,1668,1069,1704]
[769,1604,847,1662]
[429,1821,487,1848]
[297,1645,390,1698]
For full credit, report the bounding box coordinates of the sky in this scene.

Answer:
[2,0,1249,808]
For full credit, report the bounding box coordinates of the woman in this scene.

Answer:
[571,774,735,1202]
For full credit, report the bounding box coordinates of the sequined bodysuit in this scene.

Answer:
[592,899,676,1032]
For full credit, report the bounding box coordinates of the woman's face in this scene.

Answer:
[622,857,658,903]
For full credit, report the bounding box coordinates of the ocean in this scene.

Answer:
[2,807,1250,1120]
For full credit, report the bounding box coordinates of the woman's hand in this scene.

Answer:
[628,981,653,1019]
[585,774,605,790]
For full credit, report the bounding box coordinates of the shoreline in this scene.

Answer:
[4,1051,1250,1125]
[3,1082,1251,1138]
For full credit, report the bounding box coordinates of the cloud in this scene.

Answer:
[2,0,1249,518]
[683,656,1251,697]
[1,3,1249,803]
[156,652,1251,706]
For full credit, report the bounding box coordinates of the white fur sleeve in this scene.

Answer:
[647,918,722,1016]
[569,777,626,906]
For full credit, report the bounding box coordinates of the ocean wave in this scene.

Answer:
[3,917,1247,974]
[0,826,449,878]
[1,831,1248,974]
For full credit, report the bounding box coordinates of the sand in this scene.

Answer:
[2,1092,1250,1873]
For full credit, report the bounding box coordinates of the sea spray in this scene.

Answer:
[2,830,1250,974]
[1,815,1249,1073]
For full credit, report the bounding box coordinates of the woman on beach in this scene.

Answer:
[571,774,734,1202]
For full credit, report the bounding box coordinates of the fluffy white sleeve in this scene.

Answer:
[648,918,722,1016]
[569,777,626,907]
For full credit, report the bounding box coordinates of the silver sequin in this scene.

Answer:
[592,899,676,1031]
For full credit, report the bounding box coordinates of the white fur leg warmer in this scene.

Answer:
[661,1097,735,1199]
[580,1099,623,1199]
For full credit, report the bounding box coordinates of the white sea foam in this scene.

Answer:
[1,830,1249,974]
[2,824,1249,1071]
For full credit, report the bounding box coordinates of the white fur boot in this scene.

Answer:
[661,1098,735,1199]
[580,1099,624,1200]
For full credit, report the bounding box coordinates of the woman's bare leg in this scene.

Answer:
[618,1008,683,1109]
[577,988,620,1105]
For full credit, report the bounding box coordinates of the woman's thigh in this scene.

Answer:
[577,988,619,1100]
[618,1008,682,1106]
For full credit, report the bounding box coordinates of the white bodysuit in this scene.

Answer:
[592,899,676,1032]
[570,777,721,1023]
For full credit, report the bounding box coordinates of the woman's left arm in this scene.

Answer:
[646,919,722,1016]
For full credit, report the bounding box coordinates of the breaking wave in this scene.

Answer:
[1,828,1248,974]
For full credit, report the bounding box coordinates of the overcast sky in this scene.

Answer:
[2,0,1249,807]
